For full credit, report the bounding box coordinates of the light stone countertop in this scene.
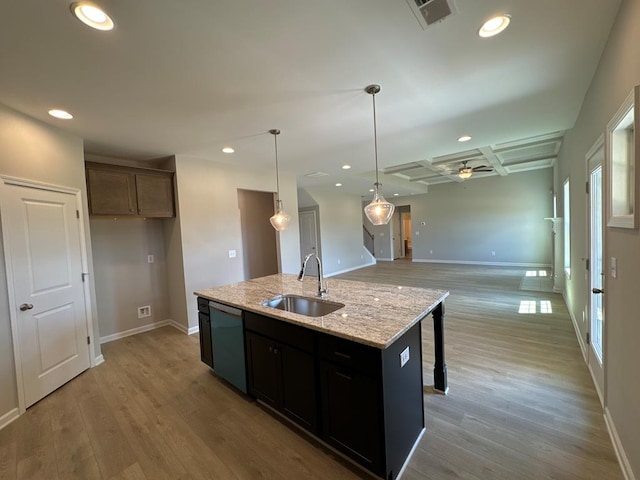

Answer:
[194,274,449,349]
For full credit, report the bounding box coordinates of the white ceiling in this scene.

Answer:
[0,0,621,196]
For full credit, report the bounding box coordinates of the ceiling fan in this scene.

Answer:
[457,160,493,179]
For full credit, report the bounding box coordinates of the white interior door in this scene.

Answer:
[586,138,605,403]
[1,181,90,409]
[299,210,319,275]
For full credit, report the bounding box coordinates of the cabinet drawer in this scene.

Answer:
[197,297,209,314]
[319,334,381,376]
[244,311,314,353]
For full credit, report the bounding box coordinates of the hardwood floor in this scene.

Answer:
[0,263,622,479]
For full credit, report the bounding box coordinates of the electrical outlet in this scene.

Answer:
[147,255,154,263]
[138,305,151,318]
[337,259,341,265]
[429,250,433,254]
[415,231,420,236]
[400,346,410,367]
[491,251,496,256]
[360,254,363,259]
[228,249,237,258]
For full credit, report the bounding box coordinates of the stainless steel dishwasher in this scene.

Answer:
[208,301,247,393]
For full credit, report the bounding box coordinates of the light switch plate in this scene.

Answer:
[147,255,154,263]
[611,257,617,278]
[400,346,410,367]
[228,250,237,258]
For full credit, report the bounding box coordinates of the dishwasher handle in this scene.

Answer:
[209,301,242,317]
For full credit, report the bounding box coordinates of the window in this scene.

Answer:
[563,179,571,277]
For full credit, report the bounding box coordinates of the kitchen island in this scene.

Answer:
[195,274,449,480]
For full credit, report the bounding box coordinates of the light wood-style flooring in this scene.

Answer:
[0,263,622,479]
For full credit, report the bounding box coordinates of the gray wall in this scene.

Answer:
[0,103,100,420]
[304,188,373,275]
[557,0,640,475]
[169,155,301,330]
[90,218,170,339]
[387,169,554,266]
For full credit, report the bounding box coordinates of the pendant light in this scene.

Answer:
[363,84,395,225]
[269,129,291,231]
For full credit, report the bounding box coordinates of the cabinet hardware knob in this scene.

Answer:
[592,288,604,294]
[20,303,34,311]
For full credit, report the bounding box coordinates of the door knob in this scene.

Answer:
[592,288,604,294]
[20,303,34,311]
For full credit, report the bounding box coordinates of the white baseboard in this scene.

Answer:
[412,259,552,268]
[0,408,19,431]
[605,407,636,480]
[99,319,199,344]
[325,261,376,278]
[94,354,105,366]
[99,320,171,344]
[376,257,394,262]
[168,319,199,336]
[564,291,587,362]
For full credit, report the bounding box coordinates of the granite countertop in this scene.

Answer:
[195,274,449,349]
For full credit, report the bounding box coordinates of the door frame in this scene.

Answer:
[584,136,605,406]
[298,206,322,261]
[0,175,96,414]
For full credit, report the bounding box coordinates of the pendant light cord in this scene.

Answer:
[372,90,379,186]
[274,133,280,200]
[269,129,281,202]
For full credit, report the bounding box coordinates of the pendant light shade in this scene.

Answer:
[363,85,395,225]
[268,129,290,231]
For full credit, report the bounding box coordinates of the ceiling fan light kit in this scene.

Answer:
[268,129,291,231]
[363,84,395,226]
[457,160,493,179]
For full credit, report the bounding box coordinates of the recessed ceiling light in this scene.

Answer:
[458,135,472,142]
[48,109,73,119]
[369,188,375,192]
[70,2,115,31]
[479,14,510,38]
[393,193,399,196]
[335,183,342,187]
[342,164,351,170]
[222,147,235,153]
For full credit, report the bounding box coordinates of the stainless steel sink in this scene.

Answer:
[261,294,344,317]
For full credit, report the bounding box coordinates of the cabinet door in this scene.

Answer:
[198,312,213,368]
[320,361,384,476]
[87,168,137,215]
[135,173,174,217]
[280,345,317,433]
[245,332,279,409]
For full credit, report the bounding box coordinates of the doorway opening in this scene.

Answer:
[237,189,279,280]
[394,206,412,260]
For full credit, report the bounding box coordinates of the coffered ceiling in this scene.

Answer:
[0,1,621,196]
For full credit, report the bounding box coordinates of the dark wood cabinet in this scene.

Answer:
[195,303,427,480]
[245,331,279,408]
[245,312,318,433]
[197,297,213,368]
[86,162,175,217]
[320,360,384,475]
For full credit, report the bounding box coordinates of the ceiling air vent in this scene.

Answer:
[304,172,329,178]
[405,0,458,29]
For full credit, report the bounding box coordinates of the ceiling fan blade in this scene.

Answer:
[471,165,489,171]
[473,168,493,172]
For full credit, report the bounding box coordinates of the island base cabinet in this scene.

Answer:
[245,317,318,433]
[320,362,384,477]
[196,297,213,368]
[245,332,279,408]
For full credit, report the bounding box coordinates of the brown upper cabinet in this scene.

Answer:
[86,162,175,217]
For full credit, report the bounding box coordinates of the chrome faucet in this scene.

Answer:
[297,253,328,297]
